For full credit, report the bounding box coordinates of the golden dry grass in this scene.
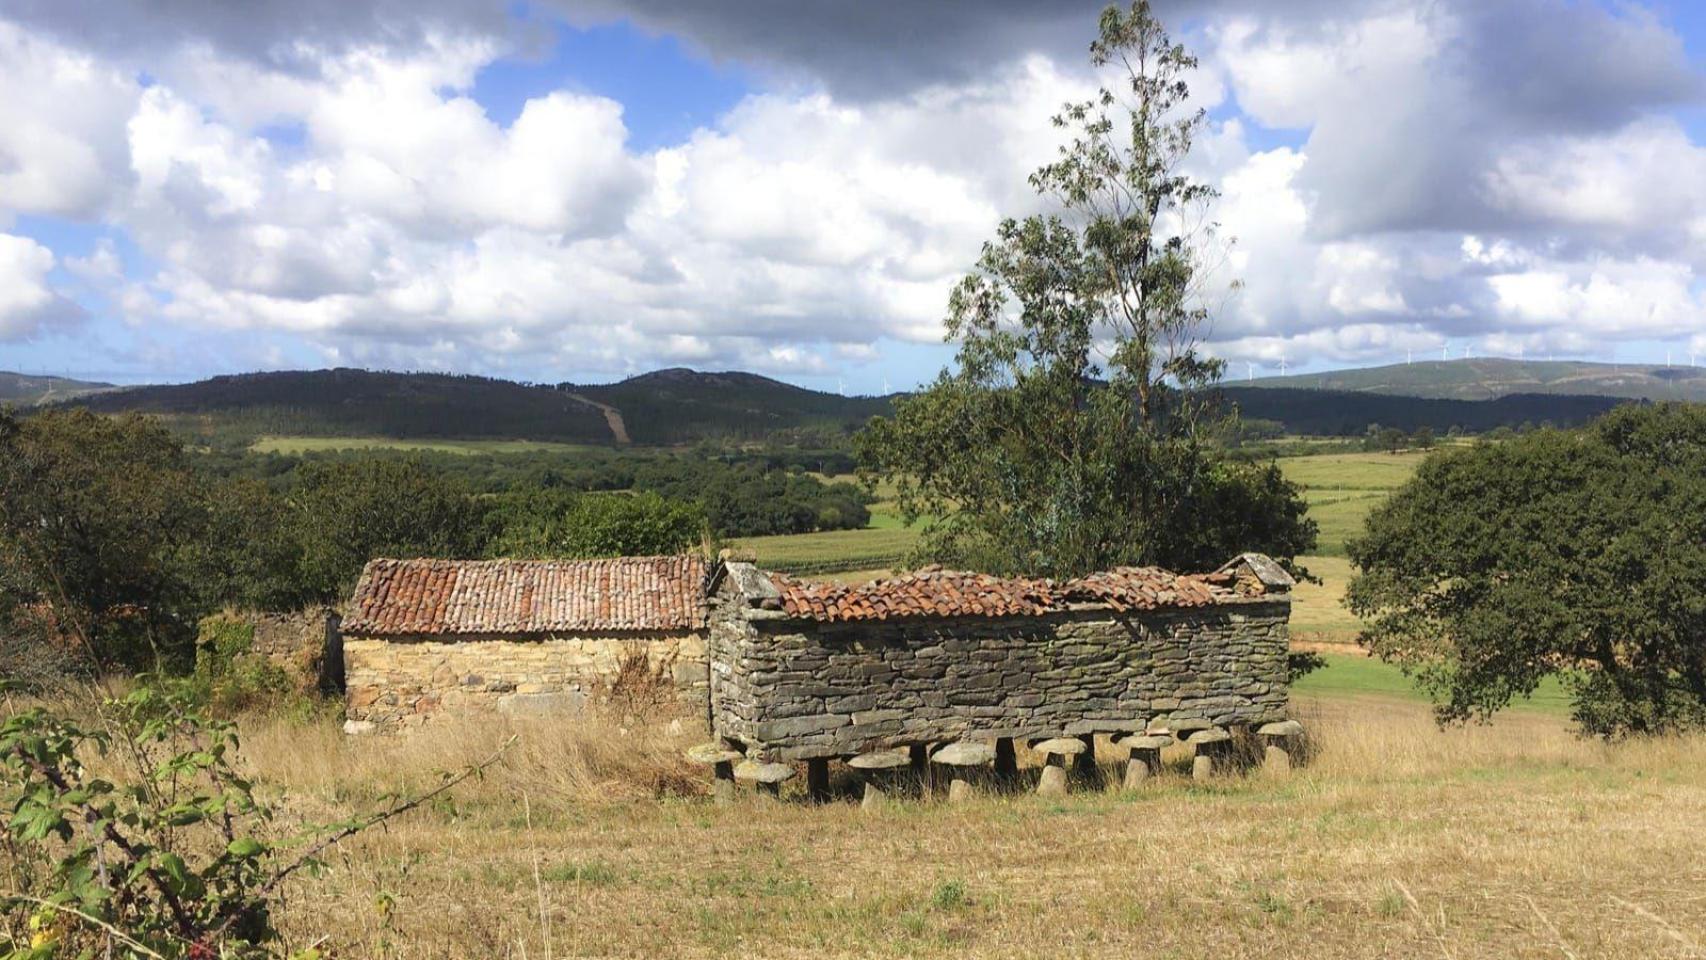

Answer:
[227,697,1706,959]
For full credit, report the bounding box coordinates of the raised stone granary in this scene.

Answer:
[707,554,1295,762]
[341,555,709,732]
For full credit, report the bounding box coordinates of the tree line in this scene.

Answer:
[0,409,868,678]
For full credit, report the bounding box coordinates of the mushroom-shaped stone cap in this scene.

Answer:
[1185,728,1231,745]
[1150,717,1211,735]
[930,741,996,766]
[848,748,913,770]
[1114,733,1173,751]
[1029,736,1088,757]
[1258,720,1305,738]
[733,760,797,784]
[686,743,745,765]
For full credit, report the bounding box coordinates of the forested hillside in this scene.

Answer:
[574,368,895,444]
[49,365,1646,446]
[1244,358,1706,402]
[1223,387,1627,435]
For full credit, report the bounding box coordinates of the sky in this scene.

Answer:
[2,0,1705,394]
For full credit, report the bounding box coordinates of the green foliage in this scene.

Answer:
[1347,404,1706,736]
[1,687,281,957]
[187,617,311,718]
[856,3,1314,578]
[0,686,506,957]
[0,410,214,671]
[192,617,255,680]
[288,458,489,601]
[489,490,708,559]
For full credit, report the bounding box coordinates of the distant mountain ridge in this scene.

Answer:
[24,360,1673,445]
[51,367,896,445]
[0,372,116,406]
[1244,358,1706,402]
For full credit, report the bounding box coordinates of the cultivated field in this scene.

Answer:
[250,436,598,455]
[232,693,1706,959]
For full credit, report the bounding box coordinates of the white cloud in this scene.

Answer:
[0,23,138,219]
[1487,256,1705,340]
[0,234,84,340]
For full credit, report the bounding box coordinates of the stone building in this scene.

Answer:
[706,554,1294,763]
[341,555,708,732]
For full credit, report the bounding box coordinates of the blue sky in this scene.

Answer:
[2,0,1704,393]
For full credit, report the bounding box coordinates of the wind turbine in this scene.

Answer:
[1406,348,1413,365]
[1246,361,1255,382]
[1278,355,1288,377]
[837,378,846,397]
[1442,344,1449,362]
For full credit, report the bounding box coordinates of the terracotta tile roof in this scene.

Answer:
[344,556,707,636]
[767,565,1242,624]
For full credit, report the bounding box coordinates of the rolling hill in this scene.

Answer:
[1244,358,1706,402]
[1222,386,1626,435]
[577,368,894,444]
[0,372,116,406]
[38,362,1662,446]
[58,367,896,445]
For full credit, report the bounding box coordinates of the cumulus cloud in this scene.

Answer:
[0,234,85,340]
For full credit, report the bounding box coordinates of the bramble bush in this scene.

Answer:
[1,685,507,958]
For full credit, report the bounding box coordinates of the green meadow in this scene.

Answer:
[250,436,600,455]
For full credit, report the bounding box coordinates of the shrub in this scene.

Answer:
[0,686,507,957]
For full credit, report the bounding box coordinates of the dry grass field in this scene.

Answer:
[226,694,1706,959]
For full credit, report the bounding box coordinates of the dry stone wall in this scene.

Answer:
[197,608,341,693]
[344,632,707,731]
[710,580,1290,761]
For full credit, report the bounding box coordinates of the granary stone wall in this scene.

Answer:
[344,632,707,731]
[196,608,341,693]
[709,577,1290,761]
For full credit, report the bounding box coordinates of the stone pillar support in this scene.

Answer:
[686,743,745,805]
[1030,737,1086,797]
[1112,733,1172,790]
[734,759,795,798]
[1258,720,1305,774]
[1185,728,1231,781]
[930,741,995,802]
[849,747,911,811]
